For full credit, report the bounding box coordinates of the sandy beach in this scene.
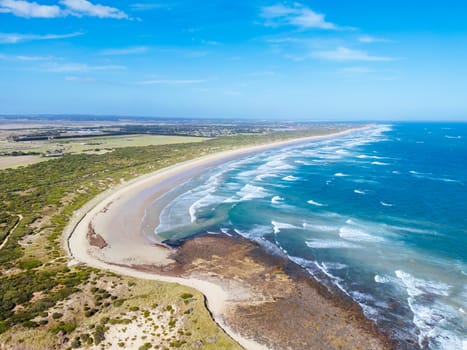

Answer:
[64,125,392,349]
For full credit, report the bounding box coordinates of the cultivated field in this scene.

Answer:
[0,135,207,169]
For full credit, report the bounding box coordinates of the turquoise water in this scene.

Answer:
[149,124,467,349]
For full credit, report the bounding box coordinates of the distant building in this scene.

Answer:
[45,153,64,157]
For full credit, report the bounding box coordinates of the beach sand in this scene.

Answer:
[64,126,393,349]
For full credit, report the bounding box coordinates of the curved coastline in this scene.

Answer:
[63,125,380,349]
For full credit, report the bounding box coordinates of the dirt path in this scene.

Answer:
[0,214,23,251]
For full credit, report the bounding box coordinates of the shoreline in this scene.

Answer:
[64,124,390,349]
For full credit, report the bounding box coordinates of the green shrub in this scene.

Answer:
[113,299,125,307]
[80,333,93,345]
[179,293,193,300]
[51,322,77,334]
[23,320,39,328]
[18,260,42,270]
[93,325,105,345]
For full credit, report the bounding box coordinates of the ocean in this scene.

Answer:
[148,123,467,349]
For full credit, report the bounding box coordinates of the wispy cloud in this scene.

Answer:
[312,47,396,62]
[0,0,129,19]
[60,0,128,19]
[137,79,205,85]
[0,31,83,44]
[130,2,174,11]
[45,63,126,72]
[65,75,96,82]
[200,39,221,46]
[0,53,56,61]
[260,3,339,30]
[0,0,61,18]
[100,46,148,55]
[359,35,393,44]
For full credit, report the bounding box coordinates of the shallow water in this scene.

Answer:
[148,123,467,349]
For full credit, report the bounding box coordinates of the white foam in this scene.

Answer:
[220,228,231,236]
[271,221,301,234]
[257,238,284,255]
[188,194,222,223]
[234,225,271,239]
[334,172,348,177]
[357,154,384,159]
[294,160,312,165]
[282,175,299,181]
[302,223,336,232]
[354,189,366,195]
[371,161,389,166]
[339,226,384,242]
[255,173,278,181]
[323,262,347,270]
[410,170,432,176]
[380,201,393,207]
[224,184,269,203]
[396,270,461,349]
[271,196,284,204]
[306,239,360,249]
[410,171,461,184]
[391,225,437,235]
[374,274,394,284]
[395,270,451,297]
[307,199,326,207]
[236,156,294,180]
[445,135,462,139]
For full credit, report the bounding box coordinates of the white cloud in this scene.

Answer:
[16,55,55,61]
[200,39,221,46]
[0,0,61,18]
[45,63,126,72]
[260,3,337,30]
[65,76,96,82]
[359,35,392,43]
[312,47,395,62]
[137,79,205,85]
[267,37,301,44]
[60,0,128,19]
[0,53,55,60]
[0,32,83,44]
[130,2,173,11]
[0,0,129,19]
[100,46,148,55]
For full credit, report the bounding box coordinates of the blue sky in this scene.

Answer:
[0,0,466,120]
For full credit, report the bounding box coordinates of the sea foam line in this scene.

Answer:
[307,199,326,207]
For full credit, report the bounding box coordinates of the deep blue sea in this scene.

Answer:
[149,123,467,349]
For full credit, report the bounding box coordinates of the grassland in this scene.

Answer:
[0,125,349,349]
[0,156,46,170]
